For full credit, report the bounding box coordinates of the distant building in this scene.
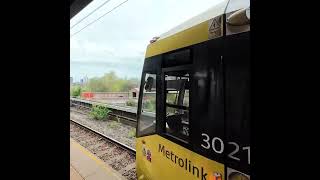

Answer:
[78,76,89,86]
[83,76,89,84]
[129,88,139,99]
[70,77,73,84]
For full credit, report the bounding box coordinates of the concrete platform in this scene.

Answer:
[70,165,84,180]
[70,138,126,180]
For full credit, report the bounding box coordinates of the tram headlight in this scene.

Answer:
[246,7,250,20]
[227,6,250,26]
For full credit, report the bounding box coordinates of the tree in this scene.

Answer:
[82,71,139,92]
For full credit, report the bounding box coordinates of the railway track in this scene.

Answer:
[70,97,155,128]
[70,119,136,180]
[70,98,138,127]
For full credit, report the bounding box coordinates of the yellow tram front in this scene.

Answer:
[136,0,250,179]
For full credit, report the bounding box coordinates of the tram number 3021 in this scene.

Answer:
[201,133,250,165]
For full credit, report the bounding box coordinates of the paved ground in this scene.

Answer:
[70,138,126,180]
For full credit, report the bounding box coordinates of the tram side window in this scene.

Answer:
[165,71,190,142]
[138,73,157,136]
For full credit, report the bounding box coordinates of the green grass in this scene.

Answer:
[128,129,136,138]
[107,121,119,129]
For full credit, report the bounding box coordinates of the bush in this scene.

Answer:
[89,104,111,120]
[126,100,137,107]
[71,86,82,97]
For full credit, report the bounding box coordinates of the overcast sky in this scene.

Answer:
[70,0,224,82]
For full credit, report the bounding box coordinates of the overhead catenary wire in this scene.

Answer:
[70,0,129,38]
[70,0,112,30]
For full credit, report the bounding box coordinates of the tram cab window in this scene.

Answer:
[165,71,190,142]
[138,73,156,136]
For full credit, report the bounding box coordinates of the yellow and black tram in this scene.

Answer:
[136,0,250,179]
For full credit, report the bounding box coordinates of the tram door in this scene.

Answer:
[224,32,250,177]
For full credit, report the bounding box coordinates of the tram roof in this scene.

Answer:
[145,0,249,58]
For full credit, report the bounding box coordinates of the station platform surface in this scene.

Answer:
[70,138,126,180]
